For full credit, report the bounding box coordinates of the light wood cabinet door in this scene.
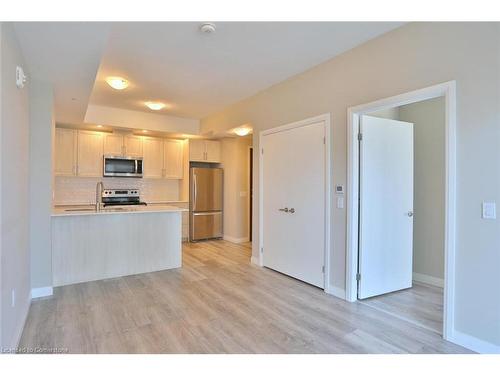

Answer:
[205,140,221,163]
[142,137,164,178]
[77,131,104,177]
[163,139,184,179]
[103,133,124,156]
[189,139,206,162]
[124,135,143,157]
[55,128,77,176]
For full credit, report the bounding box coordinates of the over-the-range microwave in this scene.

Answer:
[103,155,143,178]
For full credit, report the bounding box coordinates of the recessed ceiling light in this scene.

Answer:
[145,102,166,111]
[234,127,252,137]
[200,23,216,34]
[142,130,148,133]
[106,76,129,90]
[96,125,103,128]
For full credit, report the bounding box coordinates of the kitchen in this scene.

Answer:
[50,121,251,288]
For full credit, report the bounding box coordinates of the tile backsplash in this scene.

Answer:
[54,177,181,205]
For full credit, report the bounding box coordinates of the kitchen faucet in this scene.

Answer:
[96,181,104,212]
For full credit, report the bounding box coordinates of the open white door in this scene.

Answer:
[262,120,326,288]
[358,115,414,299]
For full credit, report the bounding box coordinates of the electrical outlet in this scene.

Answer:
[11,289,16,308]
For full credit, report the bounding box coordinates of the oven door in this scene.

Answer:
[103,156,143,177]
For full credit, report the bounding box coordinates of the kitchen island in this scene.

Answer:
[51,205,187,287]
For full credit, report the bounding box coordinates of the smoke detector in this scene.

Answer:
[199,23,216,34]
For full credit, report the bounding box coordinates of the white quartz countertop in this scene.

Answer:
[52,204,188,217]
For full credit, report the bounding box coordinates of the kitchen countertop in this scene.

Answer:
[52,204,188,217]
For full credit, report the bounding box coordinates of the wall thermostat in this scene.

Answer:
[335,185,344,195]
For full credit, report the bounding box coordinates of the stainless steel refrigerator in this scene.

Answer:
[190,167,223,241]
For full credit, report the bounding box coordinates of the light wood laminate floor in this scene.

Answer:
[19,240,471,353]
[358,282,443,334]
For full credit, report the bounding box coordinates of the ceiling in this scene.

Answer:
[14,22,403,124]
[14,22,111,124]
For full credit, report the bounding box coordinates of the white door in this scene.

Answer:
[262,120,326,288]
[358,115,414,299]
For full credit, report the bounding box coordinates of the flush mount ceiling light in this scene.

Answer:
[234,127,252,137]
[145,102,166,111]
[199,22,216,34]
[106,76,129,90]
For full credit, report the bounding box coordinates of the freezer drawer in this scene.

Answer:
[190,211,222,241]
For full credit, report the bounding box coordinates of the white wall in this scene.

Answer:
[220,136,252,242]
[1,23,31,349]
[201,23,500,349]
[29,80,55,291]
[399,97,445,282]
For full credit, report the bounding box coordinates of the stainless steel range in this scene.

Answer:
[101,189,148,207]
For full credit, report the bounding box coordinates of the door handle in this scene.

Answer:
[289,208,295,213]
[278,207,289,213]
[407,211,414,217]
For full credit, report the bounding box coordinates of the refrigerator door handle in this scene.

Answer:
[193,173,197,209]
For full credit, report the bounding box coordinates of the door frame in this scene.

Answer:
[248,145,253,242]
[259,114,332,293]
[346,81,456,340]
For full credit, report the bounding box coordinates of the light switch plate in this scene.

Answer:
[482,201,496,219]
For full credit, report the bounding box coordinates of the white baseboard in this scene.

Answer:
[449,330,500,354]
[10,295,31,350]
[412,272,444,288]
[31,286,53,299]
[326,284,346,299]
[250,256,261,266]
[223,235,250,244]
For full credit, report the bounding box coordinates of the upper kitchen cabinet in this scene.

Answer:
[124,135,143,157]
[103,133,124,156]
[104,134,143,157]
[142,136,164,178]
[77,130,104,177]
[189,139,221,163]
[189,139,206,161]
[163,139,184,179]
[205,140,221,163]
[55,128,77,176]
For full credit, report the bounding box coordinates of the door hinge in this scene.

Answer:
[356,273,361,281]
[358,133,363,141]
[261,148,264,155]
[322,265,325,273]
[323,137,325,145]
[260,247,263,253]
